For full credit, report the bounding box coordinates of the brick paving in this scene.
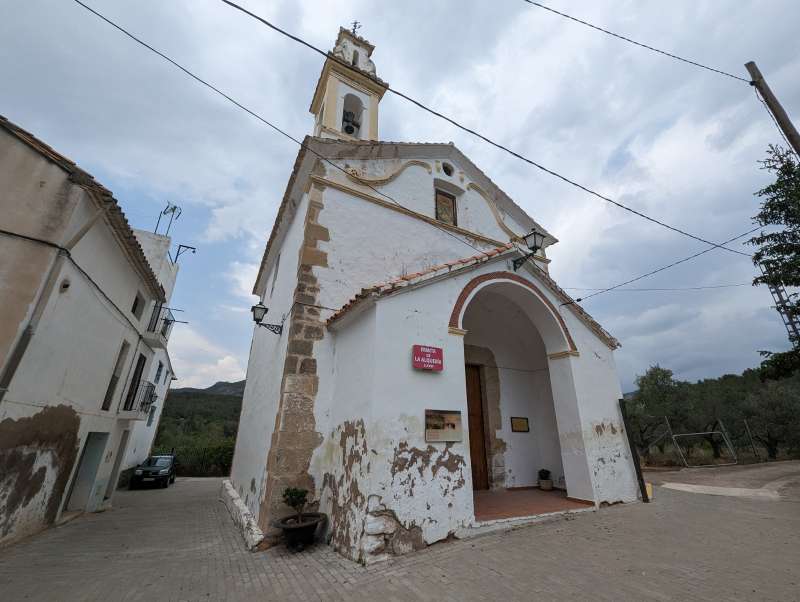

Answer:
[0,477,798,601]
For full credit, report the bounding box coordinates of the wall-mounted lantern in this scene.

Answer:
[512,229,546,271]
[251,301,283,335]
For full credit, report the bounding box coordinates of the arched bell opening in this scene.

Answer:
[342,94,364,138]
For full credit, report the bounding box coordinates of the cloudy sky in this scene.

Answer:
[3,1,799,391]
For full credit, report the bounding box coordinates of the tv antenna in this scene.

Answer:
[155,202,182,236]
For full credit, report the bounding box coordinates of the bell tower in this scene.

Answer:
[309,27,388,141]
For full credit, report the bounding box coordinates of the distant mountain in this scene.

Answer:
[172,379,246,397]
[153,380,245,452]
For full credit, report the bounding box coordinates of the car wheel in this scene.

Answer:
[161,478,169,488]
[170,474,175,484]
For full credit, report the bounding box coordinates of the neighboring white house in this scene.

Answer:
[0,115,179,547]
[226,28,639,563]
[119,230,179,478]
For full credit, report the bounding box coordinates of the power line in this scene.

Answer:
[68,0,758,314]
[564,283,750,292]
[69,0,486,260]
[521,1,750,83]
[565,226,760,304]
[215,0,751,258]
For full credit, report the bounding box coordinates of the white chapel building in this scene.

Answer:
[227,28,639,562]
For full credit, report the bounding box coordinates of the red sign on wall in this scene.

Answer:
[412,345,444,371]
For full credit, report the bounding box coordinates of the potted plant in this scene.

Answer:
[538,469,553,491]
[275,487,325,552]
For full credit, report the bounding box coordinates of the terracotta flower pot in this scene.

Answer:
[275,512,326,552]
[539,479,553,491]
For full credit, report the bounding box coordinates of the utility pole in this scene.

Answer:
[745,61,800,157]
[746,62,800,348]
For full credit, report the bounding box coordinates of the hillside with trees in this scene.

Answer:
[626,365,800,465]
[152,380,244,475]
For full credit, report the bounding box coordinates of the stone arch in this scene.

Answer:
[449,271,577,355]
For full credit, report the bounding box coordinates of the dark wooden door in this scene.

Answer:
[465,364,489,490]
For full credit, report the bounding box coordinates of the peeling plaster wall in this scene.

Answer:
[312,305,375,560]
[230,193,310,520]
[463,292,564,489]
[238,152,636,559]
[360,284,474,559]
[0,134,171,546]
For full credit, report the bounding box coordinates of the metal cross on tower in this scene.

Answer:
[351,21,361,35]
[760,263,800,347]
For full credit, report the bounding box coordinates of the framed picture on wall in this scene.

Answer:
[425,409,463,442]
[510,417,530,432]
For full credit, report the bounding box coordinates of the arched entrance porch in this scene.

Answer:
[452,272,595,521]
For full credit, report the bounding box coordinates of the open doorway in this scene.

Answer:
[461,283,586,521]
[65,432,109,512]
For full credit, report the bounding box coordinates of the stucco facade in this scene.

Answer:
[227,29,639,563]
[0,116,179,546]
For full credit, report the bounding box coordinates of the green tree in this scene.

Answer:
[749,145,800,380]
[626,365,683,457]
[742,380,800,459]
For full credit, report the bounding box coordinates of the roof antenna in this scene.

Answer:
[154,202,182,236]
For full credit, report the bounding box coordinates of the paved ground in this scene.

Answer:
[645,460,800,501]
[1,474,798,601]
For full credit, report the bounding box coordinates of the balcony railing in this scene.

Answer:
[122,380,157,415]
[145,304,175,348]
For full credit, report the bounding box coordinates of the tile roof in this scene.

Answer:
[0,114,165,301]
[325,242,619,349]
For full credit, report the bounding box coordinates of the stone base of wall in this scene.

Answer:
[220,479,265,551]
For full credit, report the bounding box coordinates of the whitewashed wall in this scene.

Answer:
[562,310,639,504]
[230,193,310,517]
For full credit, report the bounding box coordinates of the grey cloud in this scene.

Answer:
[1,0,797,388]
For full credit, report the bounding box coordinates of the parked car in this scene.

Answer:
[130,455,177,489]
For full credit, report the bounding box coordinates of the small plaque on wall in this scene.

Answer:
[511,417,530,432]
[412,345,444,371]
[425,409,463,442]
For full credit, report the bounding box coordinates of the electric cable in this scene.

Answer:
[68,0,761,315]
[564,283,750,292]
[213,0,751,258]
[520,0,750,83]
[70,0,488,260]
[563,226,760,304]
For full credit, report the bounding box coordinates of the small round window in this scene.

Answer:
[442,162,454,177]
